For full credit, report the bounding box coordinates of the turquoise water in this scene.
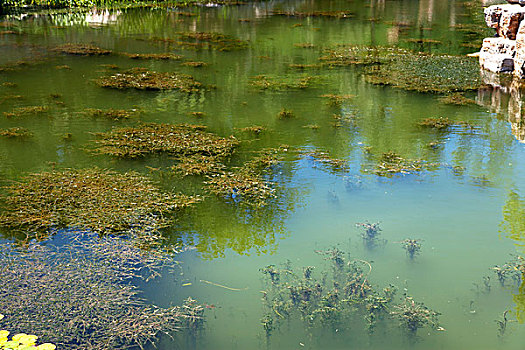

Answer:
[1,0,525,349]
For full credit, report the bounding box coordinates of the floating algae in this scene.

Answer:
[53,43,112,56]
[304,149,348,173]
[0,127,33,138]
[83,108,139,120]
[0,168,199,235]
[250,74,321,91]
[96,68,202,92]
[91,123,238,160]
[0,232,204,350]
[3,106,49,118]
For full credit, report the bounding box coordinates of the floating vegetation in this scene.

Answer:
[356,222,383,248]
[83,108,139,120]
[438,93,477,106]
[277,108,295,119]
[172,155,226,176]
[272,10,354,18]
[91,123,238,160]
[3,106,49,118]
[121,52,182,60]
[239,125,266,134]
[205,148,282,206]
[250,74,321,91]
[0,322,56,350]
[0,232,204,349]
[55,64,71,70]
[404,38,442,44]
[0,168,199,236]
[303,124,319,130]
[294,42,315,48]
[304,150,348,172]
[260,247,441,342]
[181,61,208,67]
[0,127,33,138]
[0,94,24,103]
[321,93,355,106]
[189,111,206,118]
[1,82,17,88]
[148,32,248,52]
[417,117,454,130]
[364,53,481,93]
[371,151,430,177]
[399,239,422,259]
[96,68,202,92]
[320,45,481,93]
[288,63,322,70]
[53,43,112,56]
[319,45,407,67]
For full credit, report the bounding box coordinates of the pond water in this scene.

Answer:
[1,0,525,349]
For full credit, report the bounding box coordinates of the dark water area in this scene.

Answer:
[1,0,525,349]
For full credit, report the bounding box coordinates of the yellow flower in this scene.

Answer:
[36,343,56,350]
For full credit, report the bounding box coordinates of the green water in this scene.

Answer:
[2,0,525,349]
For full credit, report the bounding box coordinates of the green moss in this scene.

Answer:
[96,68,202,92]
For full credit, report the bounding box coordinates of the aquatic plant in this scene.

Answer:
[260,246,441,341]
[277,108,295,119]
[356,222,383,248]
[250,74,321,91]
[96,68,202,92]
[0,232,204,350]
[391,296,441,335]
[181,61,208,67]
[205,148,283,206]
[239,125,266,135]
[3,106,49,118]
[272,10,354,18]
[370,151,431,177]
[83,108,138,120]
[438,93,477,106]
[0,127,33,138]
[53,43,112,56]
[147,32,248,52]
[0,168,199,236]
[294,43,315,48]
[304,150,348,173]
[91,122,238,159]
[320,94,355,107]
[400,239,422,259]
[417,117,454,130]
[491,256,524,286]
[319,45,407,67]
[121,52,182,60]
[288,63,322,70]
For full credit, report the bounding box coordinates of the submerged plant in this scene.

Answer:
[277,108,295,119]
[3,106,49,118]
[96,68,202,92]
[0,168,199,236]
[250,74,321,91]
[391,296,441,336]
[438,93,477,106]
[0,232,204,350]
[417,117,454,130]
[400,239,422,259]
[0,127,33,138]
[83,108,138,120]
[370,151,431,177]
[53,43,112,56]
[356,222,383,248]
[121,52,182,60]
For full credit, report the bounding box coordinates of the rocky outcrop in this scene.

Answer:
[479,4,525,77]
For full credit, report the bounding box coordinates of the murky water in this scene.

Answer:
[1,0,525,349]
